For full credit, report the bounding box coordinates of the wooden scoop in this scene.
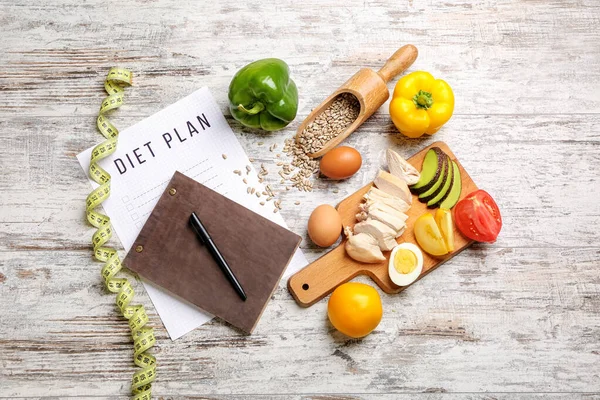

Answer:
[295,44,418,158]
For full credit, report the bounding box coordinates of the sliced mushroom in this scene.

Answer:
[354,219,397,251]
[345,232,386,263]
[387,149,420,185]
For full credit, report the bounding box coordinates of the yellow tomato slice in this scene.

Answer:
[414,213,448,256]
[435,208,455,252]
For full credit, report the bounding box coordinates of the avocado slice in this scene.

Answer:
[427,159,455,207]
[411,147,445,195]
[418,153,449,202]
[437,161,462,209]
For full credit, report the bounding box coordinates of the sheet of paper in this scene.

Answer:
[77,87,308,340]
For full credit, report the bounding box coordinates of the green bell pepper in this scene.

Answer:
[228,58,298,131]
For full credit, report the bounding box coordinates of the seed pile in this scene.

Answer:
[276,93,360,192]
[257,163,268,183]
[228,156,281,212]
[298,93,360,155]
[278,137,320,192]
[228,94,361,197]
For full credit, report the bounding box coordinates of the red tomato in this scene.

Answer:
[453,190,502,243]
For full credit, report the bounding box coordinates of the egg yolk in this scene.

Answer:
[394,249,417,274]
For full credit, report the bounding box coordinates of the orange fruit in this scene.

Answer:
[327,282,383,338]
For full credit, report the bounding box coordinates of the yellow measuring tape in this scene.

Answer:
[86,68,157,400]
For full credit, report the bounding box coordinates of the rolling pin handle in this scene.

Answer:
[377,44,418,83]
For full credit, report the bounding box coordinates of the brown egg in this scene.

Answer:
[320,146,362,180]
[307,204,342,247]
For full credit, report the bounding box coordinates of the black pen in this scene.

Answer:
[189,212,247,301]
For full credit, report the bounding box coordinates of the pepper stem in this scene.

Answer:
[238,102,265,115]
[413,90,434,109]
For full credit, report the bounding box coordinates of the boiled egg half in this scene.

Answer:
[388,243,424,287]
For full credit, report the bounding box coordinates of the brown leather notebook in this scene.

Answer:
[123,171,301,334]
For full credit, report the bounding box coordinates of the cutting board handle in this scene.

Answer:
[288,245,362,307]
[377,44,418,83]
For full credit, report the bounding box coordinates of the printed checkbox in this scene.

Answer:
[122,196,130,203]
[126,203,134,211]
[135,221,143,229]
[131,213,139,221]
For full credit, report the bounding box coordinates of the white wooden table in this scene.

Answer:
[1,0,599,398]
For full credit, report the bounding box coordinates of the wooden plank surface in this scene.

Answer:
[1,0,600,398]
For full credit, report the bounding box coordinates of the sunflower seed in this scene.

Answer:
[298,93,360,155]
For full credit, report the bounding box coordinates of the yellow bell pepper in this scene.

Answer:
[389,71,454,138]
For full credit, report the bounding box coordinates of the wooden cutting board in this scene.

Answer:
[288,141,478,307]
